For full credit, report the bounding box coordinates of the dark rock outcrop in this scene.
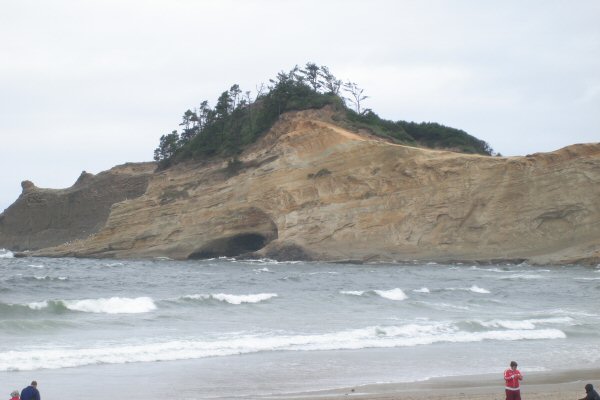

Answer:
[0,163,155,251]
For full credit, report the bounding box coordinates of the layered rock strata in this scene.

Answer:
[0,163,155,251]
[2,109,599,265]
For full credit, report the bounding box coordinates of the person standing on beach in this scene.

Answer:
[10,390,20,400]
[579,384,600,400]
[20,381,40,400]
[504,361,523,400]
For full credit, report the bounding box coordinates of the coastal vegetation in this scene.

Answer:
[153,63,493,167]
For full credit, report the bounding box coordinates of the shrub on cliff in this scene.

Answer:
[345,110,493,155]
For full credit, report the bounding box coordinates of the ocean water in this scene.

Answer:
[0,248,599,399]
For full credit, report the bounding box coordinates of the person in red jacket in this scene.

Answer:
[504,360,523,400]
[10,390,20,400]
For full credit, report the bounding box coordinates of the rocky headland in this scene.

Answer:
[1,108,599,265]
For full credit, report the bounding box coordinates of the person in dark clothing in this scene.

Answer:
[20,381,40,400]
[580,384,600,400]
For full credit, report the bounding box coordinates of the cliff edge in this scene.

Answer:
[1,108,599,265]
[0,163,155,251]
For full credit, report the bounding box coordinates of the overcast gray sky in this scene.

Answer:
[1,0,599,211]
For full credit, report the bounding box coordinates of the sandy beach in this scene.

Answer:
[276,368,600,400]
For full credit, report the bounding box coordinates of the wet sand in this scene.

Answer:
[273,368,600,400]
[2,359,598,399]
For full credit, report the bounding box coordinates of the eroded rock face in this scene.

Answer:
[186,207,278,259]
[3,109,600,264]
[0,163,155,251]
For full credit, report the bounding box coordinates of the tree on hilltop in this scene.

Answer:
[229,84,242,110]
[179,109,198,144]
[197,100,211,129]
[319,65,342,95]
[154,130,180,161]
[215,91,232,119]
[344,81,369,114]
[300,62,321,92]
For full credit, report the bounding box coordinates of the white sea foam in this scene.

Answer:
[413,287,430,293]
[65,297,156,313]
[28,297,156,314]
[33,276,68,281]
[27,301,50,310]
[478,317,574,330]
[244,258,302,265]
[342,289,408,300]
[253,267,271,273]
[28,264,44,269]
[498,274,544,280]
[340,290,365,296]
[527,317,574,324]
[469,285,490,294]
[471,266,549,275]
[0,324,566,371]
[470,266,507,273]
[418,301,471,311]
[479,320,536,330]
[445,285,490,293]
[102,262,124,267]
[374,288,408,300]
[0,249,14,258]
[182,293,278,304]
[212,293,278,304]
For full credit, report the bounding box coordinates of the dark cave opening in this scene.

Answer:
[188,233,268,259]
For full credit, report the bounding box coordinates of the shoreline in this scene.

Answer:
[6,251,600,267]
[269,368,600,400]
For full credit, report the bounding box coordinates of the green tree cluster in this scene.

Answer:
[154,63,346,167]
[153,63,493,167]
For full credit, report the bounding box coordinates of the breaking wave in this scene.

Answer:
[375,288,408,300]
[5,275,69,282]
[413,287,430,293]
[26,297,156,314]
[178,293,278,305]
[341,288,408,301]
[4,292,277,315]
[475,317,573,330]
[340,290,365,296]
[446,285,490,294]
[469,285,490,294]
[0,323,565,371]
[0,249,14,259]
[498,274,545,280]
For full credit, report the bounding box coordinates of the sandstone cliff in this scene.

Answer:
[1,108,599,265]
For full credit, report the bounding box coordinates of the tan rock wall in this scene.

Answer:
[9,109,600,265]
